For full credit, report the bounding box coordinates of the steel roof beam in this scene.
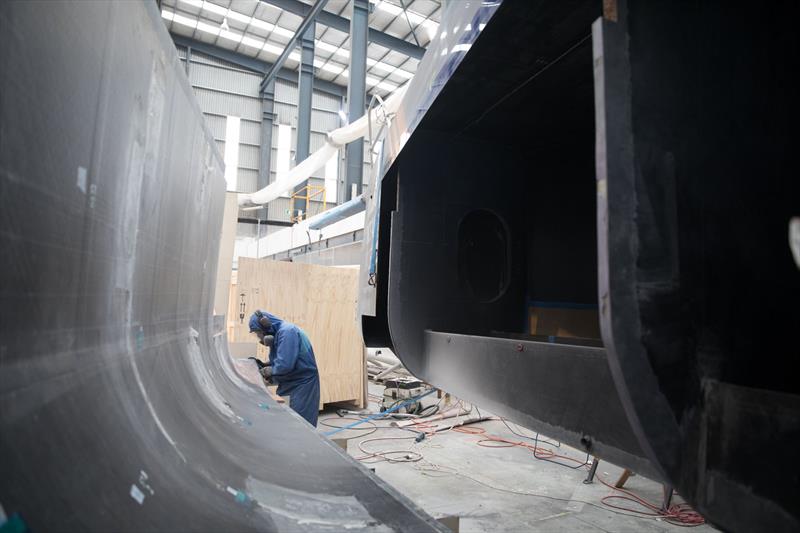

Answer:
[260,0,330,92]
[262,0,426,60]
[171,34,347,97]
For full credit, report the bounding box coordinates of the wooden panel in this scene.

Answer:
[227,270,239,341]
[213,192,239,316]
[235,258,365,409]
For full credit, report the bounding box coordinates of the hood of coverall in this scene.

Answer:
[248,311,283,336]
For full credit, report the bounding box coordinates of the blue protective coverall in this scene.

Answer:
[249,311,320,426]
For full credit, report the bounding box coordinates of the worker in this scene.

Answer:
[249,310,320,426]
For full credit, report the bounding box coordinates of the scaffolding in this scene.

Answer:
[290,184,327,223]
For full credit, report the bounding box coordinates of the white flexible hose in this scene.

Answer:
[239,84,408,207]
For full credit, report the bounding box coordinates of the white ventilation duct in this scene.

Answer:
[239,84,408,208]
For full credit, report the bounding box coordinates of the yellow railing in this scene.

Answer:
[290,184,327,223]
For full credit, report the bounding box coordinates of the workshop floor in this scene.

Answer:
[318,384,717,533]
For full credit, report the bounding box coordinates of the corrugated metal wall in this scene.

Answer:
[176,46,368,237]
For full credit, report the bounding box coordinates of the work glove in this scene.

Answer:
[259,365,273,380]
[260,335,274,348]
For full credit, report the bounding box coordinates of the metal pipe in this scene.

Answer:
[306,194,365,230]
[431,415,491,433]
[367,351,402,367]
[293,24,315,216]
[258,80,276,222]
[583,458,600,484]
[239,85,407,208]
[344,0,368,202]
[375,362,402,380]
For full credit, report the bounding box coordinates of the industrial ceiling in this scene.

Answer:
[160,0,443,95]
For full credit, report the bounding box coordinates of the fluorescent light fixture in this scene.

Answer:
[178,0,276,32]
[241,35,264,49]
[196,19,221,35]
[365,75,399,92]
[367,58,414,79]
[163,9,300,63]
[219,29,243,44]
[315,59,348,76]
[316,41,415,81]
[164,10,197,29]
[317,40,348,60]
[389,68,414,80]
[375,0,438,35]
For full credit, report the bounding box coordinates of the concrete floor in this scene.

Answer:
[318,384,717,533]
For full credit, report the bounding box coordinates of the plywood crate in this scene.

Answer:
[235,258,365,409]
